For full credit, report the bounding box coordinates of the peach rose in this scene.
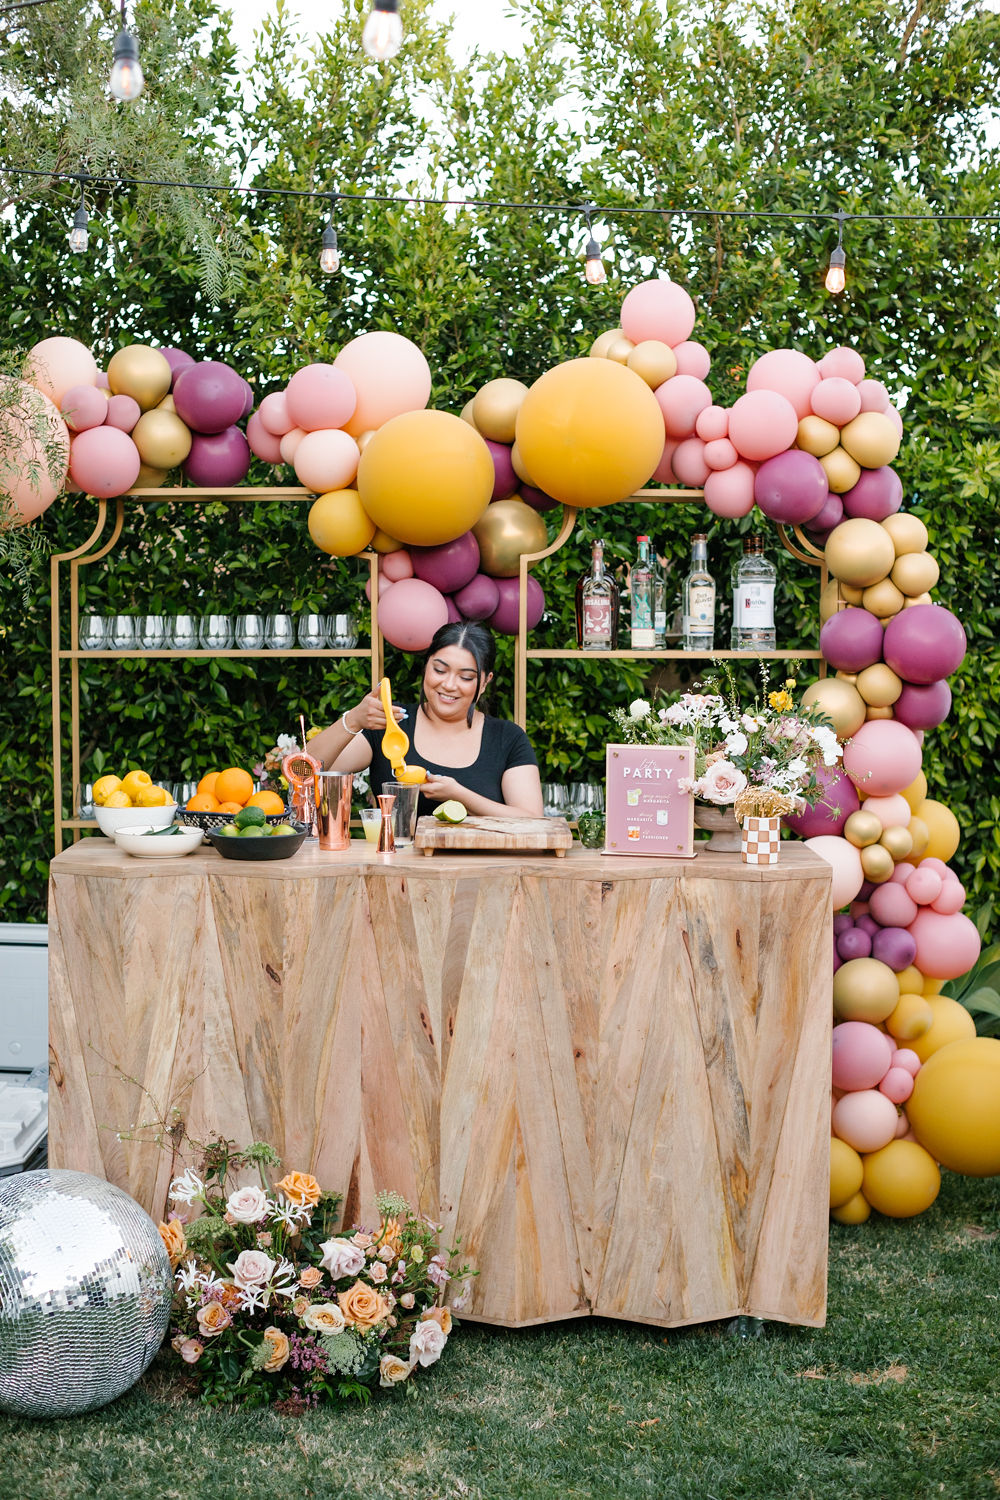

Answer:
[302,1301,347,1336]
[262,1326,290,1372]
[274,1171,321,1208]
[298,1266,323,1290]
[291,1296,310,1318]
[420,1305,453,1336]
[379,1354,414,1387]
[158,1219,187,1269]
[196,1301,232,1337]
[338,1280,390,1329]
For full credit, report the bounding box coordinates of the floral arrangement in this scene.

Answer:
[255,729,371,813]
[159,1139,474,1411]
[610,663,841,815]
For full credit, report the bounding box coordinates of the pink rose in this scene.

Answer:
[399,1291,415,1309]
[368,1260,388,1285]
[698,759,747,806]
[179,1338,204,1364]
[319,1237,366,1280]
[226,1185,269,1223]
[408,1319,447,1368]
[228,1249,276,1289]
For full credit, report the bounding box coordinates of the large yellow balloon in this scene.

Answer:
[861,1140,940,1217]
[514,359,665,509]
[908,1037,1000,1175]
[107,344,172,411]
[825,518,895,588]
[909,996,977,1063]
[840,410,901,468]
[830,1138,864,1209]
[131,409,192,470]
[308,488,376,556]
[801,677,867,738]
[913,798,960,862]
[472,378,529,444]
[472,499,548,577]
[356,410,493,547]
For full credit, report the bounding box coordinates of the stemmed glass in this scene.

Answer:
[75,783,96,819]
[297,614,328,649]
[542,783,569,818]
[264,613,295,649]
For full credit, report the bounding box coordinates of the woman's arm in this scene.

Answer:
[308,690,403,773]
[421,763,544,820]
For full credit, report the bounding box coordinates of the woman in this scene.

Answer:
[309,622,544,820]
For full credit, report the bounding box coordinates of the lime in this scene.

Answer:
[434,800,468,824]
[270,823,296,835]
[238,826,266,838]
[234,805,266,830]
[221,826,240,837]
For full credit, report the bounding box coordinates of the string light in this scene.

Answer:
[825,213,846,295]
[582,204,607,286]
[68,186,88,253]
[362,0,403,61]
[110,2,144,102]
[320,197,340,274]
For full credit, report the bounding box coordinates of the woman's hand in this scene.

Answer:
[420,775,466,805]
[344,693,406,734]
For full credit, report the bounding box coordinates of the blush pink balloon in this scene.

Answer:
[832,1090,899,1153]
[909,910,982,980]
[904,867,944,906]
[484,440,518,500]
[279,427,306,464]
[671,340,711,378]
[651,439,679,484]
[832,1022,894,1092]
[292,429,361,493]
[703,438,738,471]
[95,369,110,391]
[619,279,696,347]
[918,858,952,880]
[804,835,865,909]
[889,862,916,886]
[885,405,904,436]
[862,794,912,830]
[842,721,923,797]
[817,347,866,384]
[655,375,713,439]
[377,577,449,650]
[246,411,283,464]
[891,1049,921,1077]
[704,463,757,518]
[810,376,862,426]
[858,379,891,413]
[68,426,141,498]
[333,331,432,439]
[364,573,393,602]
[1,378,69,520]
[695,404,729,441]
[728,390,798,461]
[60,384,108,433]
[258,391,293,437]
[867,882,919,929]
[671,437,710,486]
[879,1067,914,1104]
[285,364,357,433]
[931,880,966,915]
[24,336,98,406]
[746,348,821,419]
[104,394,141,433]
[377,549,413,582]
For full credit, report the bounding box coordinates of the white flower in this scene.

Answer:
[629,698,651,720]
[271,1200,312,1232]
[724,731,748,756]
[741,713,761,733]
[719,716,740,734]
[276,733,298,750]
[226,1185,270,1224]
[303,1302,348,1335]
[319,1237,366,1280]
[450,1281,473,1313]
[228,1249,276,1289]
[409,1319,448,1368]
[787,757,807,781]
[168,1168,205,1205]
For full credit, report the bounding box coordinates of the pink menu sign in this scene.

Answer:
[603,743,695,858]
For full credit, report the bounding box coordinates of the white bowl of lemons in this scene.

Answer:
[92,769,177,837]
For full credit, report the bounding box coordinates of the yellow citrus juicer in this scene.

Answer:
[379,677,426,784]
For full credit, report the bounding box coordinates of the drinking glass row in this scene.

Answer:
[78,613,359,651]
[542,783,605,818]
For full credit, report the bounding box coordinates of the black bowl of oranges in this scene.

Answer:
[204,805,307,861]
[176,768,289,833]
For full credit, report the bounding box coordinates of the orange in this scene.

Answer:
[197,771,220,797]
[216,800,243,814]
[214,767,254,806]
[246,789,285,815]
[186,792,220,812]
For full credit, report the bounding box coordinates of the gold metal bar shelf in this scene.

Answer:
[525,649,824,661]
[58,649,371,660]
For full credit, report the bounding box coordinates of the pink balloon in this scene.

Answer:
[804,835,865,909]
[279,427,307,464]
[879,1067,914,1104]
[918,857,952,880]
[832,1090,899,1153]
[858,379,891,413]
[889,862,916,885]
[931,880,966,915]
[746,348,821,419]
[894,1111,912,1139]
[364,573,393,602]
[832,1021,893,1091]
[728,390,798,461]
[293,429,360,493]
[95,369,110,391]
[703,438,738,472]
[671,340,711,379]
[909,909,981,980]
[868,882,919,929]
[484,439,518,500]
[60,384,107,433]
[0,377,69,521]
[24,336,98,406]
[891,1049,921,1077]
[817,347,866,384]
[671,437,710,486]
[695,404,729,441]
[68,426,141,498]
[619,279,696,347]
[904,867,944,906]
[377,577,449,651]
[380,549,414,581]
[285,363,357,433]
[862,794,911,830]
[704,463,757,519]
[246,411,283,464]
[885,405,904,436]
[333,332,432,439]
[810,376,862,426]
[655,375,713,439]
[258,391,293,437]
[651,439,678,484]
[104,394,141,433]
[842,721,923,797]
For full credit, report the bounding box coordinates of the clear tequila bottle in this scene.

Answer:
[630,535,656,649]
[682,534,716,652]
[730,534,776,651]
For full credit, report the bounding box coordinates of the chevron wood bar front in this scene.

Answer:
[48,839,832,1329]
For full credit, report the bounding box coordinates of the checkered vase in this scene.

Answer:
[741,815,781,865]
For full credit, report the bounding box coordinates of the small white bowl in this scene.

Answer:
[113,826,204,858]
[94,803,177,837]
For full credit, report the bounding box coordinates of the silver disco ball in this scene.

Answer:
[0,1169,172,1417]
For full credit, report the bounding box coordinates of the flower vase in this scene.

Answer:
[693,804,742,852]
[741,815,782,865]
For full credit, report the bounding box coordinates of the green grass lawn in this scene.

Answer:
[2,1169,998,1500]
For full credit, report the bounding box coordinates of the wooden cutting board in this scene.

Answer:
[413,814,573,856]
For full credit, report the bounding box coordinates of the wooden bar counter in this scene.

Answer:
[48,838,832,1330]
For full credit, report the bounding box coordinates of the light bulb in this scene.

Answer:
[69,205,89,254]
[825,245,846,295]
[584,235,606,286]
[362,1,403,61]
[110,28,144,101]
[320,224,340,275]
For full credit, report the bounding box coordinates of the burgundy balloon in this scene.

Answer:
[859,880,876,901]
[753,449,829,524]
[158,348,195,384]
[841,466,903,522]
[893,678,953,731]
[833,913,854,936]
[820,607,886,672]
[411,531,481,593]
[173,360,248,435]
[784,763,860,837]
[484,440,519,501]
[487,575,545,635]
[806,492,844,536]
[183,425,251,486]
[882,604,967,685]
[837,927,873,961]
[518,483,559,513]
[871,926,918,971]
[453,573,501,621]
[444,596,463,624]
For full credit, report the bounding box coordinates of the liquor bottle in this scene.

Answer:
[630,535,656,649]
[653,548,667,648]
[682,534,716,652]
[575,539,619,650]
[730,534,776,651]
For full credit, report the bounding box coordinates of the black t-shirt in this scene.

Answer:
[362,705,537,820]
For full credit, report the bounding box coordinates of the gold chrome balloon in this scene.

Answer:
[819,578,844,623]
[472,378,529,445]
[801,676,867,738]
[907,815,930,860]
[860,843,895,883]
[880,826,914,861]
[626,340,678,388]
[797,414,840,458]
[861,577,906,619]
[856,663,903,707]
[472,498,548,577]
[865,705,894,719]
[843,810,883,848]
[356,429,378,453]
[825,518,896,589]
[131,409,192,470]
[107,344,172,411]
[833,956,899,1023]
[840,410,901,468]
[882,512,928,557]
[891,551,940,596]
[819,445,862,494]
[510,441,536,487]
[835,670,858,684]
[589,328,625,358]
[128,462,167,491]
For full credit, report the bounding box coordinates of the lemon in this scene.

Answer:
[121,769,153,801]
[136,784,170,807]
[104,789,132,808]
[93,775,123,806]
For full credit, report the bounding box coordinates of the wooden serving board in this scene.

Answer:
[413,814,573,856]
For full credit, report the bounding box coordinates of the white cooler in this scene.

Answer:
[0,922,49,1073]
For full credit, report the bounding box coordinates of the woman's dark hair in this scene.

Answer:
[420,622,496,725]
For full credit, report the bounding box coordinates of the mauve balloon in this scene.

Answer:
[833,913,854,936]
[806,492,844,536]
[784,764,859,837]
[484,440,518,501]
[753,448,829,524]
[453,573,501,622]
[411,532,481,593]
[872,926,917,971]
[158,348,195,384]
[487,575,545,635]
[837,928,872,960]
[183,425,251,486]
[883,604,967,685]
[820,607,885,672]
[240,379,255,420]
[518,483,559,513]
[855,915,879,938]
[841,466,903,522]
[174,360,248,435]
[894,678,952,731]
[445,596,463,624]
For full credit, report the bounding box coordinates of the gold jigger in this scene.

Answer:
[376,793,396,854]
[315,771,353,850]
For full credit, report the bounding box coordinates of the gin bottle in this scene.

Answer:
[653,547,667,648]
[682,534,716,652]
[630,535,656,649]
[576,539,619,650]
[730,534,776,651]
